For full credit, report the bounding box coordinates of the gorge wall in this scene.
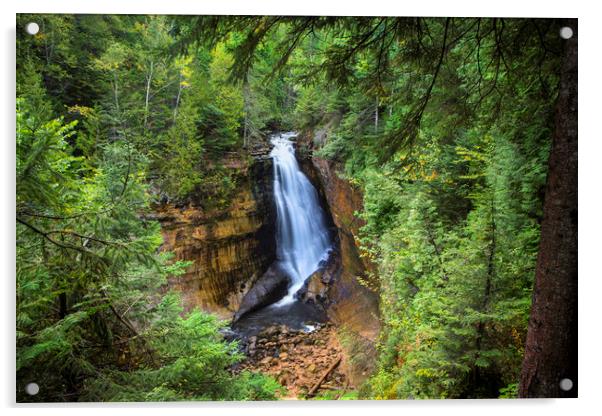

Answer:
[153,154,276,319]
[296,132,380,339]
[295,131,381,384]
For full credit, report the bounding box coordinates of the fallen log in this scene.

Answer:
[307,356,341,397]
[335,379,350,400]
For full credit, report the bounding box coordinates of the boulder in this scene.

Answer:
[232,263,291,322]
[297,248,341,305]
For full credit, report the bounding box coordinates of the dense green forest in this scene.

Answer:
[16,15,576,401]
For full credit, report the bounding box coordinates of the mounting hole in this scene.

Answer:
[559,26,573,40]
[559,378,573,391]
[25,382,39,396]
[25,22,40,35]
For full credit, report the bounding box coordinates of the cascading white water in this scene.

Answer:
[270,132,331,305]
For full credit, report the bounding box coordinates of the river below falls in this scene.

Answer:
[231,300,327,338]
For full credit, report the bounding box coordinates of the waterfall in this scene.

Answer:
[270,132,331,305]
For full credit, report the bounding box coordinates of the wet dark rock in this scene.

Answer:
[219,327,240,343]
[296,247,341,306]
[261,325,280,337]
[233,263,291,322]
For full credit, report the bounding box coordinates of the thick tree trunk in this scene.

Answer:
[519,20,578,398]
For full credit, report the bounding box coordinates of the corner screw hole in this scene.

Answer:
[559,378,573,391]
[559,27,573,40]
[25,22,40,36]
[25,382,39,396]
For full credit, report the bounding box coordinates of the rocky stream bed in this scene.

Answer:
[235,322,351,399]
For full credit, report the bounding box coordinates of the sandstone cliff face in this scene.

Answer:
[154,157,276,319]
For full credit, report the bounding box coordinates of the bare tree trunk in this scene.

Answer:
[374,96,379,133]
[113,72,120,113]
[173,73,183,123]
[111,72,121,142]
[243,117,249,148]
[243,80,250,148]
[144,60,154,129]
[42,21,50,65]
[519,19,578,398]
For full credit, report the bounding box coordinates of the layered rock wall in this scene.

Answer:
[154,157,276,319]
